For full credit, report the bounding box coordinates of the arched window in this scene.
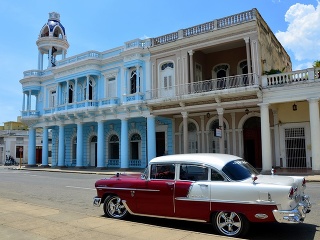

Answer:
[160,62,174,97]
[240,61,248,74]
[89,79,93,100]
[130,70,140,94]
[83,77,95,100]
[213,64,229,89]
[130,133,141,160]
[68,84,74,103]
[239,60,250,85]
[109,135,119,159]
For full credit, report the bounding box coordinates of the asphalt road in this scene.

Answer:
[0,167,319,240]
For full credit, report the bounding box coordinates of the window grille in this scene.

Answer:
[285,128,307,168]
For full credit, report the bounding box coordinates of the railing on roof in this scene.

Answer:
[152,9,255,46]
[57,51,101,67]
[262,68,320,87]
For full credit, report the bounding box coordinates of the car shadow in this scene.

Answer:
[105,215,318,240]
[246,222,318,240]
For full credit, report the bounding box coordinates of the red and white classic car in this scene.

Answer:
[93,153,311,238]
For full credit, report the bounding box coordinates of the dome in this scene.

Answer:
[40,12,66,38]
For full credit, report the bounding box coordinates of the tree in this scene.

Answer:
[313,60,320,68]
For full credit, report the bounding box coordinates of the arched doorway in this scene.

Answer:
[243,117,262,169]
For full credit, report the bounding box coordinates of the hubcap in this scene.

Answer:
[216,212,241,236]
[107,196,126,218]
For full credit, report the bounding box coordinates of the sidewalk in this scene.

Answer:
[3,165,320,182]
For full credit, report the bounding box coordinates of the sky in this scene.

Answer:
[0,0,319,124]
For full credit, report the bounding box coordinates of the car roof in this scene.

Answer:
[149,153,242,171]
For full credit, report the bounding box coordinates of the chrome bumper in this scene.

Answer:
[93,197,101,207]
[273,195,311,223]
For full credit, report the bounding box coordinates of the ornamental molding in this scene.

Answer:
[124,53,142,62]
[54,64,100,78]
[103,69,119,78]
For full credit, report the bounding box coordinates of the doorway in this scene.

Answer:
[90,136,97,167]
[243,117,262,169]
[156,132,166,157]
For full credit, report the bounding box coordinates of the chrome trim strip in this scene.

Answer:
[96,186,160,192]
[175,197,276,205]
[122,201,206,223]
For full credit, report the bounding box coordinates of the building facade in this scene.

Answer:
[20,9,320,172]
[0,121,47,165]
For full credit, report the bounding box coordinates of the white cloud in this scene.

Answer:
[276,2,320,62]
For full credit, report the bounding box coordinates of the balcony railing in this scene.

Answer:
[123,92,145,103]
[21,110,40,117]
[262,68,320,87]
[57,51,101,67]
[146,73,257,100]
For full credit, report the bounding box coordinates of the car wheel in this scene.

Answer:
[213,211,249,237]
[103,195,128,219]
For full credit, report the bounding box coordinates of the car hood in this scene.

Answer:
[110,173,142,179]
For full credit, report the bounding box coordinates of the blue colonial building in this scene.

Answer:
[20,10,320,173]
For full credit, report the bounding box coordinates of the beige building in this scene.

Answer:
[147,8,292,171]
[0,121,48,165]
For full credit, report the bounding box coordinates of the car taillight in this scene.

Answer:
[302,178,306,187]
[288,187,296,199]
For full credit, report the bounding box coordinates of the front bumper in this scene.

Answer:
[93,197,101,207]
[273,195,311,223]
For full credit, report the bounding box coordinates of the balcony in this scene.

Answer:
[145,73,258,102]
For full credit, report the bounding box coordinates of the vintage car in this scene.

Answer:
[93,153,311,238]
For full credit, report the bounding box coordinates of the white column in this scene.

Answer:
[244,37,252,74]
[22,93,26,111]
[38,50,42,70]
[272,109,280,167]
[28,90,31,111]
[259,103,272,171]
[231,112,236,155]
[200,115,205,153]
[182,112,188,153]
[308,98,320,170]
[250,37,261,83]
[188,50,194,84]
[217,108,224,153]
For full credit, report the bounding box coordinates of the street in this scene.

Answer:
[0,167,319,239]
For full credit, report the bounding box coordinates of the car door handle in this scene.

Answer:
[166,182,174,186]
[199,184,208,187]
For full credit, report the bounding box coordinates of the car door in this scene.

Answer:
[174,164,210,220]
[135,164,175,217]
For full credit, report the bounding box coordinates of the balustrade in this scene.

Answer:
[146,73,256,100]
[261,69,319,87]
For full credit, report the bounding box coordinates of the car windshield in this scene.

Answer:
[222,159,259,181]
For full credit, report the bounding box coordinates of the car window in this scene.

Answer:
[150,164,175,180]
[211,169,224,181]
[222,159,259,181]
[180,164,208,181]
